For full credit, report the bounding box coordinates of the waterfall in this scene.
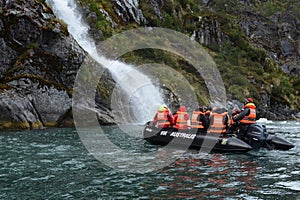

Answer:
[46,0,164,123]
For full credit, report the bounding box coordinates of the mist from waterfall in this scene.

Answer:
[46,0,164,123]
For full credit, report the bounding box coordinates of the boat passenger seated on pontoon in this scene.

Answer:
[232,98,257,139]
[173,105,189,130]
[152,105,175,129]
[190,106,209,133]
[208,107,230,134]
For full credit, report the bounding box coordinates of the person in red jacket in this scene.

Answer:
[233,98,257,139]
[152,105,175,129]
[173,105,189,130]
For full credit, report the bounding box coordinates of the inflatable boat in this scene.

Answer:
[143,123,294,152]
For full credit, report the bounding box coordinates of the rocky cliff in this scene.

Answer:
[78,0,300,120]
[0,0,299,130]
[0,0,115,129]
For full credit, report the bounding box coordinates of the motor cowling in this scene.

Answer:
[245,124,268,151]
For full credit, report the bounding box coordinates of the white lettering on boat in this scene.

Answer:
[170,132,196,140]
[160,131,168,136]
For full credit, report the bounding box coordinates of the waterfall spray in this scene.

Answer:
[46,0,164,123]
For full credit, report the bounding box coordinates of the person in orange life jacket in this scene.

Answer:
[173,105,189,130]
[232,98,257,138]
[208,107,230,134]
[190,106,209,133]
[152,105,175,128]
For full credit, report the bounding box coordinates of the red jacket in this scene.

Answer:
[174,106,189,130]
[153,109,174,128]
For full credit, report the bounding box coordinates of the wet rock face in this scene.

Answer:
[196,17,227,48]
[112,0,147,25]
[0,92,42,129]
[238,7,300,76]
[149,0,163,20]
[0,0,86,129]
[257,93,299,120]
[7,79,72,127]
[8,16,41,47]
[0,38,17,79]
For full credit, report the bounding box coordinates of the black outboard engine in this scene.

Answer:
[245,124,267,151]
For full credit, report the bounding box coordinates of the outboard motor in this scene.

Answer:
[245,124,267,151]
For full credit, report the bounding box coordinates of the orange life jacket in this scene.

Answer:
[209,112,228,134]
[157,110,171,128]
[240,103,256,124]
[175,111,189,130]
[190,111,205,129]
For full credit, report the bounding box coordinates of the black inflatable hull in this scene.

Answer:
[143,124,295,152]
[143,126,253,152]
[264,134,295,150]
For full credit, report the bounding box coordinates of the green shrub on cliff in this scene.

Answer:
[79,0,299,109]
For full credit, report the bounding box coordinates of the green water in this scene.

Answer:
[1,121,299,199]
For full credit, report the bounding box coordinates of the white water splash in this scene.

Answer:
[46,0,164,123]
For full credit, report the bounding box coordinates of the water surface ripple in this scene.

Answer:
[1,121,299,199]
